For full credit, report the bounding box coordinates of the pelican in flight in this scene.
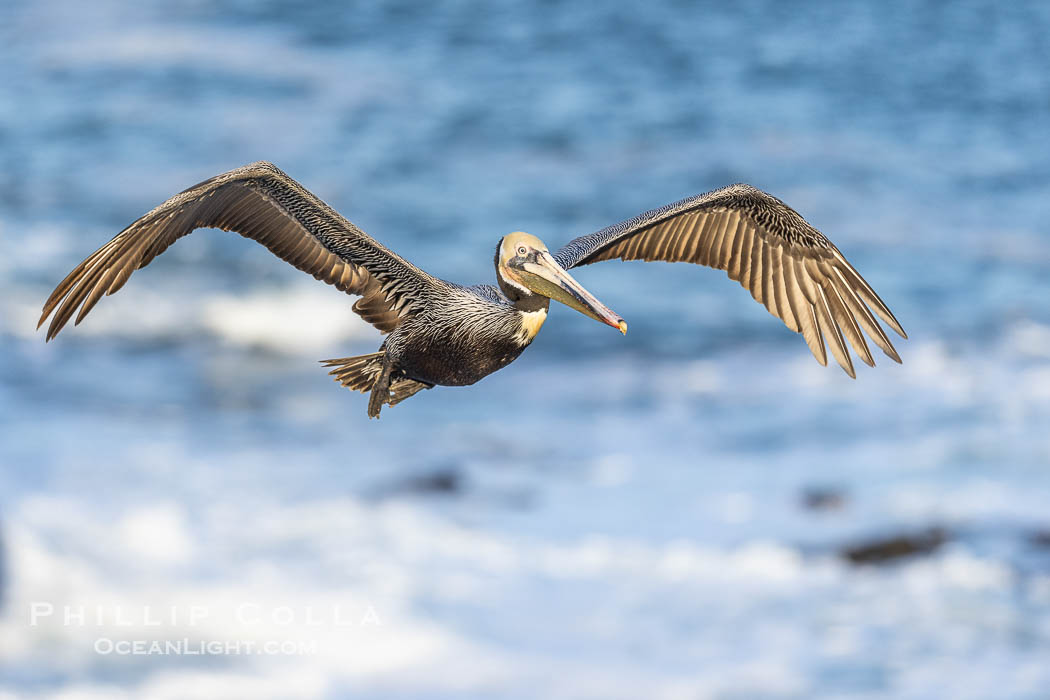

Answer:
[39,162,906,417]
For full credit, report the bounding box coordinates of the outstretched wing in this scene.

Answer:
[553,184,906,377]
[39,161,443,340]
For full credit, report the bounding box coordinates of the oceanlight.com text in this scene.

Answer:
[94,638,318,656]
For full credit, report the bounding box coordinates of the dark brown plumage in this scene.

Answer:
[39,162,424,341]
[39,163,905,417]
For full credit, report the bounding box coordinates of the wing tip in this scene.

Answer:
[880,312,907,340]
[881,343,903,364]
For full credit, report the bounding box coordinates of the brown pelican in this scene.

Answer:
[38,162,906,417]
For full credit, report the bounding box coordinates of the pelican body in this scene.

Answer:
[363,240,622,412]
[39,162,906,417]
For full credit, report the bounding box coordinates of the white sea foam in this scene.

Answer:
[200,287,378,354]
[4,487,1046,698]
[6,283,378,354]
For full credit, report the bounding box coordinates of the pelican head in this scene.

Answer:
[495,232,627,334]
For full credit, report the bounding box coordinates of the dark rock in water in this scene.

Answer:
[801,486,848,512]
[841,526,949,565]
[372,466,464,499]
[1029,531,1050,548]
[403,469,462,495]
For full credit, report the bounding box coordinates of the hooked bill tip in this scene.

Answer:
[618,320,628,335]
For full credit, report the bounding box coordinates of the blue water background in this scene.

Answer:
[1,1,1049,698]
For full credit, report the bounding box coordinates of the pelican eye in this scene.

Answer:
[516,246,527,256]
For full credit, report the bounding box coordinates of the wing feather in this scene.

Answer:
[39,162,440,340]
[792,255,818,306]
[816,284,855,378]
[657,215,681,259]
[801,299,827,367]
[553,184,905,376]
[826,278,874,368]
[748,230,764,305]
[697,213,719,267]
[769,246,791,329]
[830,267,901,363]
[710,212,733,269]
[672,214,696,261]
[760,242,774,316]
[727,215,749,279]
[778,250,804,334]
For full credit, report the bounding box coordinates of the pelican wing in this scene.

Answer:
[553,184,906,376]
[39,162,441,340]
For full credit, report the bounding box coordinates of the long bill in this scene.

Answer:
[515,251,628,334]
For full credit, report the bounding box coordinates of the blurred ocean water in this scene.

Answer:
[2,0,1050,697]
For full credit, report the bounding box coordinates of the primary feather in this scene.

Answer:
[554,184,906,376]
